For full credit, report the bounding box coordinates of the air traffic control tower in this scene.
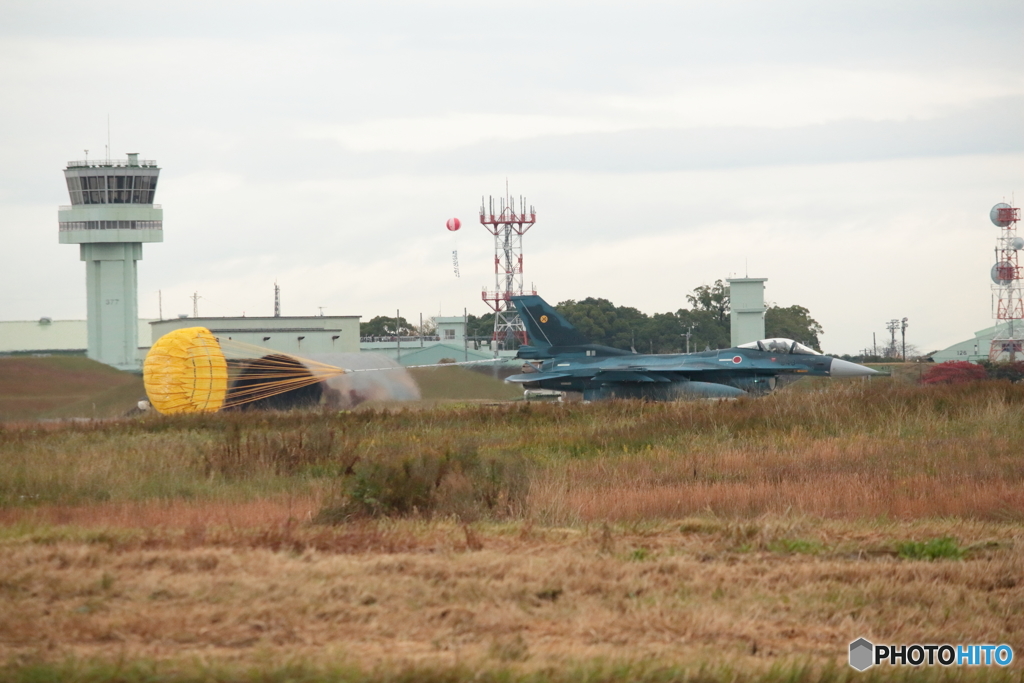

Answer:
[59,154,162,370]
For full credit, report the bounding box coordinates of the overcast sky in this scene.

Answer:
[1,0,1022,354]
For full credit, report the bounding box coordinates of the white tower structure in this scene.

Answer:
[59,153,162,370]
[989,202,1023,362]
[727,277,767,346]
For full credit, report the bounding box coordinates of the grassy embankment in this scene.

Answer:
[0,379,1022,681]
[0,356,144,421]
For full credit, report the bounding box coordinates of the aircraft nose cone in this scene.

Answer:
[829,358,879,377]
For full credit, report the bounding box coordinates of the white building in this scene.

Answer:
[929,326,995,364]
[0,319,154,355]
[150,316,360,356]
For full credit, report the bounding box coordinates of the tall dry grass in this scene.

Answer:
[0,517,1020,676]
[0,380,1022,523]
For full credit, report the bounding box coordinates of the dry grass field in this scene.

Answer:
[1,379,1022,682]
[0,356,144,421]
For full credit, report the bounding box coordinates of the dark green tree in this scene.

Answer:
[641,311,686,353]
[686,280,730,323]
[360,315,413,337]
[677,308,730,351]
[555,298,648,350]
[507,280,824,354]
[765,305,824,351]
[466,312,496,338]
[678,280,731,350]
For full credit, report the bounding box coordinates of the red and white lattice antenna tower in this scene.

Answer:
[480,190,536,350]
[989,200,1024,361]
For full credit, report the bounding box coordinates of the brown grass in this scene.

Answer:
[0,356,143,421]
[532,443,1024,523]
[0,518,1019,673]
[0,496,320,530]
[2,380,1023,677]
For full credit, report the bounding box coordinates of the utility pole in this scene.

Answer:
[901,317,909,361]
[885,319,900,358]
[464,307,469,362]
[420,312,424,347]
[158,290,162,320]
[396,309,401,362]
[683,324,694,354]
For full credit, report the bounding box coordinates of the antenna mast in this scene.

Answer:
[480,189,536,352]
[989,201,1023,361]
[274,281,281,317]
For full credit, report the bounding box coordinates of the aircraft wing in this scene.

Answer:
[505,372,572,384]
[599,360,729,373]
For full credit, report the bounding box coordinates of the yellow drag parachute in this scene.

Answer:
[143,328,397,415]
[142,327,494,415]
[143,327,228,414]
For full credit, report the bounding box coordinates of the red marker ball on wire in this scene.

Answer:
[447,217,461,277]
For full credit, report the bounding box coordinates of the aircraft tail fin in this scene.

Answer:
[511,295,591,348]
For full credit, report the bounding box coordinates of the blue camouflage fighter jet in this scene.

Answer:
[505,295,878,400]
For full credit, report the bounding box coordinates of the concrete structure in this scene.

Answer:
[929,326,996,364]
[150,316,359,356]
[0,319,154,354]
[59,154,162,370]
[727,277,767,347]
[435,316,468,342]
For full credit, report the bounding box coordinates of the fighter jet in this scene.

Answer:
[505,295,877,400]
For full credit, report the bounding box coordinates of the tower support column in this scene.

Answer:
[81,242,142,370]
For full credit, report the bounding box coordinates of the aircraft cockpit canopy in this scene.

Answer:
[737,338,821,355]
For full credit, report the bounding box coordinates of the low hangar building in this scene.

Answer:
[150,315,360,356]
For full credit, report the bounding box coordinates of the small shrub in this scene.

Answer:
[315,443,530,522]
[897,536,964,561]
[921,361,987,385]
[982,360,1024,383]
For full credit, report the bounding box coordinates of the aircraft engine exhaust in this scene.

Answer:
[225,353,420,411]
[307,353,420,409]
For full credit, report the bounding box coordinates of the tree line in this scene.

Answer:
[361,280,824,353]
[553,280,822,353]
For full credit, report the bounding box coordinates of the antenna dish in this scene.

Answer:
[991,261,1016,285]
[1011,237,1024,250]
[991,203,1014,227]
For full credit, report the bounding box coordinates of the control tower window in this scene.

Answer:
[80,176,107,204]
[66,177,82,204]
[66,172,157,205]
